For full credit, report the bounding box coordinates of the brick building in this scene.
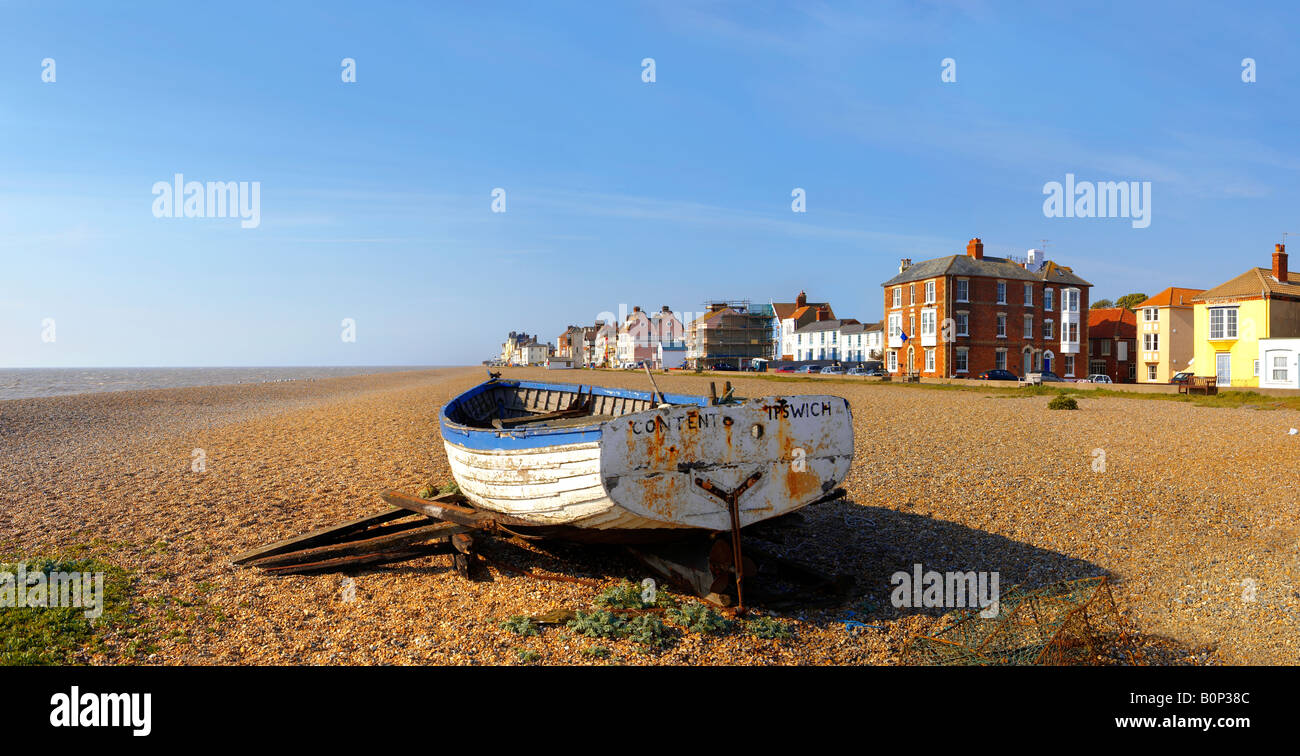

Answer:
[880,239,1092,378]
[1086,307,1138,382]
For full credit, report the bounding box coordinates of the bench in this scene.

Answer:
[1179,376,1217,395]
[1019,372,1043,387]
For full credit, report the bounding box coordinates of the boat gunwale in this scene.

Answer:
[439,379,709,447]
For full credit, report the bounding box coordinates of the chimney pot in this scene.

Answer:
[796,290,807,307]
[966,238,984,260]
[1273,243,1288,281]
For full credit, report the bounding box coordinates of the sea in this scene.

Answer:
[0,366,441,401]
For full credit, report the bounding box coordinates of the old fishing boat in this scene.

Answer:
[439,376,854,541]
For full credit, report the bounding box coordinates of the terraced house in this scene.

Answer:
[1133,287,1203,383]
[1190,243,1300,387]
[880,239,1092,378]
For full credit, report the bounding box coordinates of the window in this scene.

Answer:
[1044,288,1054,311]
[1043,319,1053,339]
[955,349,969,373]
[925,348,935,372]
[925,280,936,304]
[1147,365,1157,381]
[909,314,915,338]
[956,312,969,336]
[1144,307,1158,322]
[1065,289,1080,312]
[996,314,1006,338]
[1209,307,1238,339]
[1101,340,1110,356]
[888,313,902,339]
[1064,322,1078,342]
[1064,355,1075,376]
[1128,362,1135,380]
[956,279,969,302]
[1024,284,1033,306]
[893,287,902,307]
[1144,333,1159,351]
[1272,355,1289,382]
[995,350,1007,370]
[1091,360,1107,376]
[888,351,898,371]
[1023,315,1034,339]
[996,281,1007,304]
[909,284,916,304]
[1118,341,1128,361]
[921,310,936,337]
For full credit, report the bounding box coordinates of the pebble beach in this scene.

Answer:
[2,366,1297,665]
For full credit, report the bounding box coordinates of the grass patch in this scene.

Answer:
[745,616,793,640]
[665,370,1300,411]
[499,615,540,637]
[1048,394,1079,410]
[514,648,540,664]
[595,580,678,610]
[581,645,611,659]
[0,555,137,665]
[667,602,734,634]
[418,480,462,499]
[623,614,676,652]
[567,610,627,639]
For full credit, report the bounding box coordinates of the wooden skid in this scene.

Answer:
[241,520,470,570]
[262,543,454,575]
[230,506,412,565]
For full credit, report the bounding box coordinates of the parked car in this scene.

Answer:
[1083,374,1113,384]
[820,365,845,375]
[974,369,1018,381]
[1039,371,1066,382]
[865,367,888,377]
[795,365,819,374]
[773,366,795,373]
[1170,371,1194,385]
[846,366,868,375]
[711,362,737,371]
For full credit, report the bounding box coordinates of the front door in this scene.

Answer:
[1215,352,1231,384]
[1043,354,1052,372]
[1023,350,1033,375]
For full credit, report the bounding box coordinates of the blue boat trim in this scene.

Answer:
[439,379,710,451]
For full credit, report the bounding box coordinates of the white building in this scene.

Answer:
[839,321,883,363]
[773,291,834,360]
[1258,337,1300,389]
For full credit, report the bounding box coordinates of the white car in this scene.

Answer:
[1082,374,1113,384]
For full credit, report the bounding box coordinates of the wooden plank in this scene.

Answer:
[244,520,469,570]
[230,506,412,565]
[262,542,454,575]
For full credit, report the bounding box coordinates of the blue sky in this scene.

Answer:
[2,1,1298,367]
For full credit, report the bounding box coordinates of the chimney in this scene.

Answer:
[966,238,984,259]
[815,305,830,322]
[1273,243,1288,281]
[898,258,912,274]
[796,290,807,307]
[662,305,670,313]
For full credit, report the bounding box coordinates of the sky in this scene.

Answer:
[2,1,1298,367]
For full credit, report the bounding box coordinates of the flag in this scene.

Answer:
[900,330,910,342]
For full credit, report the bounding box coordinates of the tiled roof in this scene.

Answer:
[794,318,856,334]
[1191,268,1300,302]
[1087,307,1136,339]
[882,254,1092,288]
[1135,287,1205,308]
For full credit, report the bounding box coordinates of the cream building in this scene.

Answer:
[1134,287,1203,383]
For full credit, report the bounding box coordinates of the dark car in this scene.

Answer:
[712,363,737,371]
[975,369,1018,381]
[865,368,887,377]
[1170,371,1194,385]
[1039,371,1066,382]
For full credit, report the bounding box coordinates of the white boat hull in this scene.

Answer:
[442,386,853,534]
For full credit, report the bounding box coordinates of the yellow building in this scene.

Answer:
[1134,287,1203,383]
[1191,244,1300,387]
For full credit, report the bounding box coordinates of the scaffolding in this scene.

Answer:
[687,300,776,368]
